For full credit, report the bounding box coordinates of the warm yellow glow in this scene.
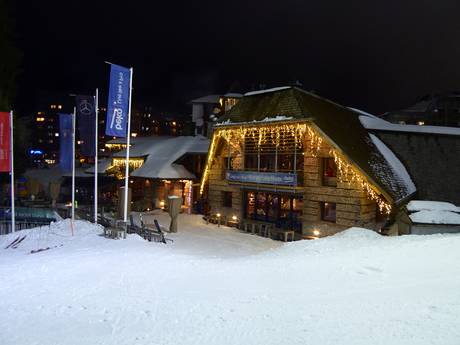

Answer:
[36,117,45,122]
[216,213,221,217]
[160,200,165,209]
[232,215,238,221]
[105,143,128,150]
[313,230,320,236]
[112,157,144,170]
[331,150,391,214]
[417,121,425,126]
[199,120,392,214]
[131,132,138,137]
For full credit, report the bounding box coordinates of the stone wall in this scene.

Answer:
[375,131,460,205]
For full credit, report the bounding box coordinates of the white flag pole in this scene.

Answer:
[94,88,99,223]
[123,67,133,224]
[71,107,76,234]
[9,110,15,234]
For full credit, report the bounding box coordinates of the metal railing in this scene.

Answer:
[0,207,57,235]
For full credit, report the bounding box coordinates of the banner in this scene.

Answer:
[0,112,11,172]
[226,170,297,186]
[75,95,96,156]
[105,64,130,137]
[59,113,73,172]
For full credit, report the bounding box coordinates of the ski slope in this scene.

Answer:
[1,212,460,345]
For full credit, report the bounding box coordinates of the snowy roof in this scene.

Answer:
[407,200,460,225]
[85,159,113,174]
[409,210,460,225]
[359,115,460,136]
[216,115,295,127]
[62,168,92,178]
[114,136,210,179]
[219,86,416,203]
[112,137,171,158]
[368,134,416,197]
[244,86,291,97]
[407,200,460,213]
[224,93,243,98]
[190,95,221,104]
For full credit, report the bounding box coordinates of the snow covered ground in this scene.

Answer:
[1,212,460,345]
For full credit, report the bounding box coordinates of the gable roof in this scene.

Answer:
[218,86,415,204]
[114,136,210,179]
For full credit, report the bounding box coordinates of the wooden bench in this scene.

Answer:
[273,229,295,242]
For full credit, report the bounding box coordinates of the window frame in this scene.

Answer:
[320,201,336,223]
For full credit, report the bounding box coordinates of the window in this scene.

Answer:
[322,158,337,187]
[321,202,336,222]
[223,191,232,208]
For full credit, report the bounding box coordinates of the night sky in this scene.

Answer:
[12,0,460,114]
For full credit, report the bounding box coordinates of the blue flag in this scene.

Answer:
[59,113,73,172]
[105,64,131,137]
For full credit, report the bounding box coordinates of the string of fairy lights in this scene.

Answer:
[200,120,392,214]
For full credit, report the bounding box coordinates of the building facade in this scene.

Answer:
[382,92,460,127]
[200,87,416,238]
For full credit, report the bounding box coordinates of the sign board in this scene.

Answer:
[226,171,297,186]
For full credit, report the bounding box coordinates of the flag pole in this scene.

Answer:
[123,67,133,224]
[9,111,15,233]
[94,88,99,223]
[71,107,76,234]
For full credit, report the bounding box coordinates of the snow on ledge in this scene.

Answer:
[369,134,416,195]
[407,200,460,213]
[360,116,460,136]
[215,115,295,127]
[244,86,291,96]
[410,210,460,225]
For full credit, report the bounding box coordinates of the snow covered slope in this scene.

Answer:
[1,215,460,345]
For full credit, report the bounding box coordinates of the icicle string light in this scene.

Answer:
[199,121,392,214]
[330,150,391,214]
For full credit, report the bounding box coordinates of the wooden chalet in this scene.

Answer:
[199,86,416,239]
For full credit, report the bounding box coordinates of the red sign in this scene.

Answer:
[0,112,11,172]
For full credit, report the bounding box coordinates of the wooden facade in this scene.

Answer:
[206,123,383,238]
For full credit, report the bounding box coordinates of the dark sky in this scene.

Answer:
[12,0,460,114]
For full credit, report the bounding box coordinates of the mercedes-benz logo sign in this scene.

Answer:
[79,99,93,115]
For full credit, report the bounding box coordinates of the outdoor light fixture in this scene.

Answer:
[199,121,392,214]
[216,213,221,217]
[232,215,237,221]
[313,230,320,236]
[160,200,165,209]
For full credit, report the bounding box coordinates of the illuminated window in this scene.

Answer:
[322,158,337,187]
[321,202,336,222]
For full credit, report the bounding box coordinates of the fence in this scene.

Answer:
[0,207,57,235]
